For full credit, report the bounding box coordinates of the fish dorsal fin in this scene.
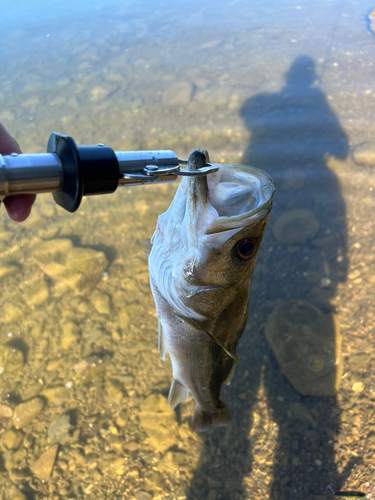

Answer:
[168,378,189,410]
[158,319,167,361]
[178,315,239,363]
[140,239,153,256]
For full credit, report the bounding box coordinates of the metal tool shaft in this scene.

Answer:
[0,132,218,212]
[0,149,180,201]
[0,153,63,199]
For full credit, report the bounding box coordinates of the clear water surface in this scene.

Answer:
[0,0,374,499]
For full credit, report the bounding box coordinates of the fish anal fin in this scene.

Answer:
[168,378,189,410]
[191,402,231,432]
[158,319,167,361]
[224,363,237,386]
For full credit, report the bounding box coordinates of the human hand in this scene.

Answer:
[0,123,36,222]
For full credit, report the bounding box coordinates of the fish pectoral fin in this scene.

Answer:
[158,319,167,361]
[179,315,237,362]
[140,238,153,256]
[168,378,190,410]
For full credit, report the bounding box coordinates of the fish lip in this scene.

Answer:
[180,284,230,298]
[204,164,276,235]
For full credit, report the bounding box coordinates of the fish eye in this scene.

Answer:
[234,239,256,260]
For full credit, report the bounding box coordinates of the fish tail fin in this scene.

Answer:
[191,402,231,432]
[168,378,189,410]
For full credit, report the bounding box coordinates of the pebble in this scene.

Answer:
[23,280,49,307]
[201,39,221,49]
[104,72,125,82]
[272,209,319,245]
[9,489,27,500]
[287,403,313,424]
[22,96,41,108]
[23,433,34,449]
[127,470,140,480]
[41,386,70,405]
[123,441,139,452]
[115,412,128,428]
[91,292,111,315]
[61,321,80,349]
[134,492,152,500]
[144,470,165,492]
[162,82,193,106]
[352,382,365,393]
[0,265,19,280]
[138,394,179,452]
[13,397,45,429]
[228,94,241,110]
[351,141,375,166]
[2,429,24,450]
[347,352,371,371]
[48,414,71,444]
[30,444,58,481]
[265,300,342,396]
[193,77,210,91]
[0,403,13,419]
[157,451,182,473]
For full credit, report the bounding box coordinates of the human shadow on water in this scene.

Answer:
[186,56,353,500]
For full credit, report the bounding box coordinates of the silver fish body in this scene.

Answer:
[148,150,275,431]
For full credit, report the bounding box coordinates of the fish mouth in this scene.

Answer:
[185,150,276,241]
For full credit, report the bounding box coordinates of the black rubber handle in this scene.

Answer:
[47,132,119,212]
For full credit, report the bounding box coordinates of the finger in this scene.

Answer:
[0,123,22,155]
[3,194,36,222]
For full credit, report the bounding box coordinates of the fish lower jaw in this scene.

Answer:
[191,402,231,432]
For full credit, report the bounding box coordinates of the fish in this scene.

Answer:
[148,149,275,431]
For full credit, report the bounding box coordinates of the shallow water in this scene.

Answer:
[1,0,375,499]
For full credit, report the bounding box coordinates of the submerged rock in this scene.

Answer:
[23,280,49,307]
[48,414,71,444]
[265,300,342,396]
[33,239,108,294]
[0,403,13,419]
[61,321,80,350]
[138,394,179,452]
[2,429,24,450]
[352,141,375,166]
[162,82,193,106]
[30,444,58,481]
[272,209,319,245]
[91,291,111,315]
[13,397,45,429]
[134,492,153,500]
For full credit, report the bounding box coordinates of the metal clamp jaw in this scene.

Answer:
[0,132,219,212]
[122,158,218,183]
